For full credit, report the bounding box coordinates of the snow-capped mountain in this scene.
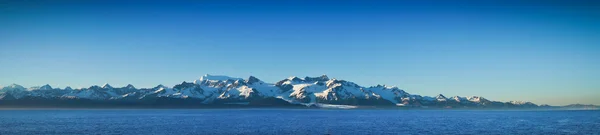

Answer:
[1,84,26,92]
[0,74,546,108]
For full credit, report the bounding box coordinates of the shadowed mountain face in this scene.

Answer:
[0,74,553,108]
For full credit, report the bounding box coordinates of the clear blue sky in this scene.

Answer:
[1,0,599,105]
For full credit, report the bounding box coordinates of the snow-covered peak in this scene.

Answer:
[39,84,53,90]
[0,75,544,108]
[202,74,244,81]
[287,76,299,80]
[153,84,168,90]
[435,94,447,102]
[509,101,530,105]
[452,96,467,102]
[124,84,136,89]
[372,84,400,90]
[325,78,342,86]
[246,76,263,84]
[1,84,26,92]
[101,83,113,89]
[196,74,244,84]
[154,87,167,93]
[385,86,398,89]
[281,75,332,85]
[7,84,25,89]
[88,85,101,89]
[507,101,537,107]
[468,96,486,102]
[303,75,330,82]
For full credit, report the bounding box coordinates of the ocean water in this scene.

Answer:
[0,109,598,135]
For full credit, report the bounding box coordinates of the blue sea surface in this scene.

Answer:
[0,109,598,135]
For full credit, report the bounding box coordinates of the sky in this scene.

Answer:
[0,0,599,105]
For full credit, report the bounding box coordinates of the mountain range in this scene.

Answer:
[0,74,596,109]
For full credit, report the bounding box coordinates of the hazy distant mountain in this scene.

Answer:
[0,74,593,109]
[559,104,599,110]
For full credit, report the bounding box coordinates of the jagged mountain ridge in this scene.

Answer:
[0,74,540,108]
